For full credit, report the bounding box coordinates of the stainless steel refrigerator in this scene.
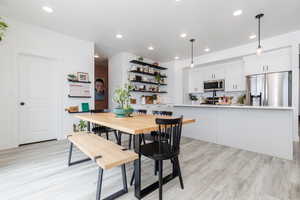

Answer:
[246,71,292,107]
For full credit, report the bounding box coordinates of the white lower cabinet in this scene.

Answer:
[174,106,293,160]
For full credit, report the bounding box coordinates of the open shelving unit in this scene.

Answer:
[130,60,167,70]
[130,80,167,86]
[68,80,91,84]
[131,90,167,94]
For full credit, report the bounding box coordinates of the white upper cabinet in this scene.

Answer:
[225,61,245,92]
[202,65,225,81]
[244,48,291,76]
[188,68,203,93]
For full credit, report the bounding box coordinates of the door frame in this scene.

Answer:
[16,51,63,145]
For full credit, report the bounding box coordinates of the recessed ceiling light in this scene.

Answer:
[175,0,181,2]
[94,54,99,58]
[116,34,123,39]
[174,56,180,60]
[42,6,54,13]
[233,9,243,16]
[249,34,257,39]
[204,48,210,52]
[148,46,154,51]
[180,33,187,38]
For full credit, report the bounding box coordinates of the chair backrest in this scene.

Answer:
[155,116,183,154]
[134,109,147,114]
[160,111,173,116]
[152,110,161,115]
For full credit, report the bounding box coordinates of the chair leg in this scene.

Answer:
[154,160,159,175]
[141,134,146,144]
[158,160,163,200]
[128,135,132,150]
[114,131,119,143]
[130,169,135,186]
[96,167,104,200]
[175,157,184,190]
[106,132,109,140]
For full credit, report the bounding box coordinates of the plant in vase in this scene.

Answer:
[67,74,77,81]
[0,17,8,42]
[189,94,198,104]
[155,73,162,85]
[78,120,87,131]
[113,84,134,117]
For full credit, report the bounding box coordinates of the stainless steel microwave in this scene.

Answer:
[203,79,225,92]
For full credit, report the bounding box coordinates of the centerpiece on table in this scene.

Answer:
[113,84,134,118]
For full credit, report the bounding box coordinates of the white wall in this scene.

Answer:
[0,17,94,150]
[167,31,300,141]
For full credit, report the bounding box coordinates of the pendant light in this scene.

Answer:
[190,39,195,68]
[255,13,264,55]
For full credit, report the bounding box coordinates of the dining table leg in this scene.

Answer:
[134,135,141,199]
[87,121,91,133]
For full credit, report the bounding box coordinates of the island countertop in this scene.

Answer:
[173,104,294,110]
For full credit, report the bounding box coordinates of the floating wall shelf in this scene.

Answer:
[130,60,167,70]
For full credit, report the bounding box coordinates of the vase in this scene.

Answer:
[113,108,127,118]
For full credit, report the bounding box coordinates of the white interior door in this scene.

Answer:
[18,54,59,144]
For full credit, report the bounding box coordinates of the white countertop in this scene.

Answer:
[173,104,294,110]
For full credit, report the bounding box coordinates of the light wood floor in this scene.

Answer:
[0,136,299,200]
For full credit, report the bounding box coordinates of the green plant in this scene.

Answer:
[113,84,133,109]
[189,94,198,101]
[67,74,77,80]
[78,120,87,131]
[0,18,8,41]
[155,73,162,84]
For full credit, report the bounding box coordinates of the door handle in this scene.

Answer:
[20,102,25,106]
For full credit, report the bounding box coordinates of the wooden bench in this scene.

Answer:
[67,132,138,200]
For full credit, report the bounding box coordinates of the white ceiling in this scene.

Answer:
[0,0,300,62]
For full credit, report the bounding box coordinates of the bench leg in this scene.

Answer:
[97,164,128,200]
[68,142,91,167]
[96,167,104,200]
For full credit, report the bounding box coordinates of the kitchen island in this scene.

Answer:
[173,104,294,160]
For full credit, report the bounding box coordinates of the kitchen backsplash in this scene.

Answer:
[185,91,246,104]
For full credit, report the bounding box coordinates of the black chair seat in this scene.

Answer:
[92,126,111,133]
[140,142,179,160]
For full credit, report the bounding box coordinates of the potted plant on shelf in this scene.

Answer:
[155,73,162,85]
[0,17,8,42]
[113,84,134,118]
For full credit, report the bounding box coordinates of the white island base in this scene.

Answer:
[173,105,294,160]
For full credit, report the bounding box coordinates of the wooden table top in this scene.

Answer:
[75,112,196,135]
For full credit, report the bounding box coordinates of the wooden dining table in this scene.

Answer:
[75,112,195,199]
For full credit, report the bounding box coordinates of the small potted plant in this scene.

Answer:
[0,17,8,42]
[189,94,198,105]
[67,74,77,81]
[78,120,87,131]
[155,73,162,85]
[113,84,134,118]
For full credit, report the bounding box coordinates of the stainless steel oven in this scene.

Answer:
[203,79,225,92]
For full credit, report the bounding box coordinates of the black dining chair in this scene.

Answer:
[131,116,184,200]
[90,109,118,141]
